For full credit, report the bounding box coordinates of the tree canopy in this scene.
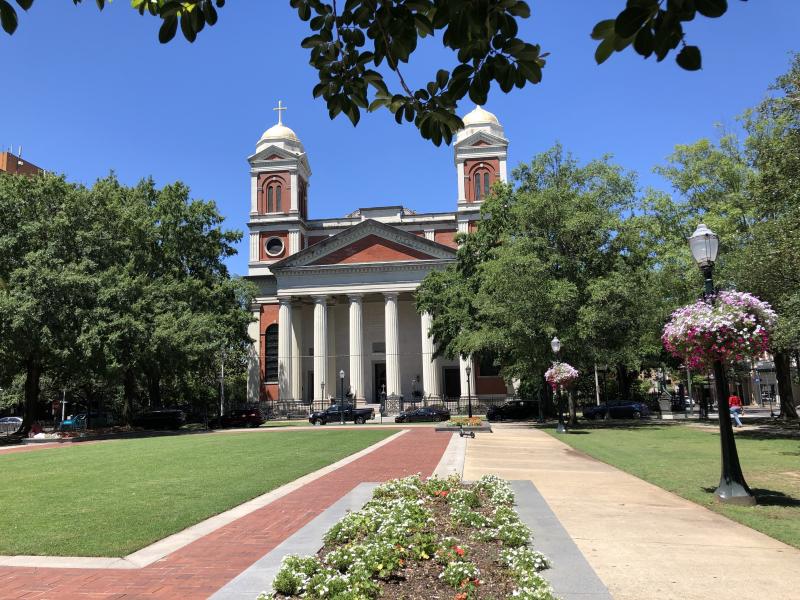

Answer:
[0,172,255,434]
[1,0,747,145]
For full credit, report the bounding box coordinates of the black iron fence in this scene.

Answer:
[257,394,517,419]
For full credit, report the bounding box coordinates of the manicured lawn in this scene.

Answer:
[547,422,800,549]
[0,429,395,556]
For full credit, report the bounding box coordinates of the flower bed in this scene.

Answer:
[264,474,557,600]
[445,416,484,428]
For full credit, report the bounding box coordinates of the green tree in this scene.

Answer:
[0,173,104,434]
[418,146,669,418]
[654,54,800,419]
[0,1,748,145]
[0,172,255,434]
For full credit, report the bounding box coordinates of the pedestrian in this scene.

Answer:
[729,393,743,428]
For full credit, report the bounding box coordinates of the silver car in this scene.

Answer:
[0,416,22,434]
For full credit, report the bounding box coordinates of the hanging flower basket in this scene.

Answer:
[545,362,579,390]
[662,290,777,370]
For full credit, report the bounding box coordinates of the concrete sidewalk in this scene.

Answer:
[463,424,800,600]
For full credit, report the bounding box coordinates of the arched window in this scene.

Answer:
[275,185,282,212]
[472,169,493,201]
[264,324,279,382]
[267,186,274,213]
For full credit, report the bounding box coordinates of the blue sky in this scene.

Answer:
[2,2,799,275]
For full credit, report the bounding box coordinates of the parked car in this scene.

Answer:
[0,416,22,434]
[309,404,374,425]
[583,400,650,420]
[486,400,539,422]
[395,405,451,423]
[132,409,186,430]
[211,408,265,429]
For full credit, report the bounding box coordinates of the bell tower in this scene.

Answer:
[454,106,508,212]
[247,102,311,267]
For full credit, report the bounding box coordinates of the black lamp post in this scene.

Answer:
[688,223,755,506]
[465,364,473,418]
[551,336,566,434]
[339,369,345,425]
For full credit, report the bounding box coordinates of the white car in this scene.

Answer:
[0,416,22,434]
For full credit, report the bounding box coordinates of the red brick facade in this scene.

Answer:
[310,234,436,265]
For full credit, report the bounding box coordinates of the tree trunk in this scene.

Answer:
[20,356,42,436]
[148,367,162,408]
[774,351,798,420]
[122,368,137,425]
[616,364,632,402]
[567,390,578,425]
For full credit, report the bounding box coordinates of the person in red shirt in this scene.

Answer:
[728,394,743,427]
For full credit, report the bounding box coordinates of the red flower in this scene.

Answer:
[453,546,465,556]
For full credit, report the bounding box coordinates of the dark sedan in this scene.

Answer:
[583,400,650,420]
[132,409,186,430]
[395,405,451,423]
[212,408,265,429]
[486,400,538,422]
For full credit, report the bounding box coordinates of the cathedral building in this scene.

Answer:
[246,105,511,408]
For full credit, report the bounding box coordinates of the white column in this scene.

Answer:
[278,298,293,400]
[499,159,508,182]
[291,300,303,402]
[460,355,476,400]
[327,299,336,396]
[349,294,365,403]
[288,229,301,255]
[420,311,441,400]
[249,232,259,262]
[423,229,435,241]
[250,175,258,213]
[290,173,299,212]
[247,309,260,403]
[456,160,466,202]
[384,292,401,397]
[313,296,328,402]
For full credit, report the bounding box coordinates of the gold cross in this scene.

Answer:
[273,100,287,125]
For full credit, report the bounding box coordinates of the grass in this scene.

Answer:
[546,422,800,549]
[0,429,395,557]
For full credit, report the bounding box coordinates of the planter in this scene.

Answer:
[434,424,493,433]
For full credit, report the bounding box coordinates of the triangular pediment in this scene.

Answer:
[247,144,300,164]
[454,130,507,149]
[271,220,456,270]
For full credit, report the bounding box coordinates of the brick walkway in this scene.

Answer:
[0,428,450,600]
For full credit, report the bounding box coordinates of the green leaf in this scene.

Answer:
[0,0,18,35]
[158,15,178,44]
[16,0,33,10]
[633,27,654,58]
[615,5,654,39]
[695,0,728,18]
[594,37,615,65]
[676,45,702,71]
[590,19,615,41]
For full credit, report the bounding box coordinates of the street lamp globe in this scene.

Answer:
[465,364,471,377]
[550,337,561,354]
[339,369,345,380]
[688,223,719,267]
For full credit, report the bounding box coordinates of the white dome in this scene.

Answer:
[455,105,506,144]
[462,105,500,126]
[259,123,299,142]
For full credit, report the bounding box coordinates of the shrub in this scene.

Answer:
[439,560,481,589]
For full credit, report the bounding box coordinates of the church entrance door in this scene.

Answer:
[373,362,387,404]
[442,367,461,400]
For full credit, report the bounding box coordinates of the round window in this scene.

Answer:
[265,237,284,257]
